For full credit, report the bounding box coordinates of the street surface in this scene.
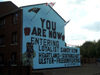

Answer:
[51,63,100,75]
[35,63,100,75]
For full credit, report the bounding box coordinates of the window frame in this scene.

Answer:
[10,52,16,65]
[12,13,18,25]
[0,18,5,27]
[0,35,5,46]
[0,54,4,65]
[11,32,17,44]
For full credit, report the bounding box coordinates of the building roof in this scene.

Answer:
[0,1,20,18]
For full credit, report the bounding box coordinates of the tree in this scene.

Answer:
[80,41,96,58]
[95,40,100,58]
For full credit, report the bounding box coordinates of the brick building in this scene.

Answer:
[0,1,30,75]
[0,1,22,66]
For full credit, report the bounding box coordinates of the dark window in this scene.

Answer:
[0,35,5,45]
[11,52,16,64]
[9,52,16,65]
[0,18,5,26]
[0,54,4,65]
[12,32,17,44]
[12,13,18,24]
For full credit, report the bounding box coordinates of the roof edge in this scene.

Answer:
[48,5,66,24]
[20,3,46,8]
[0,9,21,18]
[20,3,66,23]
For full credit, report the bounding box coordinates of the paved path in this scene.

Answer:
[46,63,100,75]
[66,63,100,75]
[33,63,100,75]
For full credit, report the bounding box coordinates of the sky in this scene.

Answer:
[1,0,100,46]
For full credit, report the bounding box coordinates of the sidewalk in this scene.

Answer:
[33,63,100,75]
[66,63,100,75]
[47,63,100,75]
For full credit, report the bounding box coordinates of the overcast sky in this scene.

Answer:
[1,0,100,46]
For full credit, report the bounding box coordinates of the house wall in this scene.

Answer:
[22,4,66,69]
[22,4,80,70]
[0,10,22,66]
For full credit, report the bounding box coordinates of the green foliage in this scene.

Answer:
[95,40,100,58]
[22,50,36,66]
[80,40,100,58]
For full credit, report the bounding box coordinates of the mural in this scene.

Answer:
[22,4,80,69]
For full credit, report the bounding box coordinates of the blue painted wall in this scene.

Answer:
[22,4,80,69]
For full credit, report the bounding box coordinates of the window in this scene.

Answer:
[11,52,16,64]
[9,52,16,65]
[0,18,5,26]
[12,13,18,24]
[0,54,4,65]
[0,35,5,45]
[12,32,17,44]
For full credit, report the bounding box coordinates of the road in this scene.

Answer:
[34,63,100,75]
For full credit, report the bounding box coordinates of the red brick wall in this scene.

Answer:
[0,66,32,75]
[0,10,22,66]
